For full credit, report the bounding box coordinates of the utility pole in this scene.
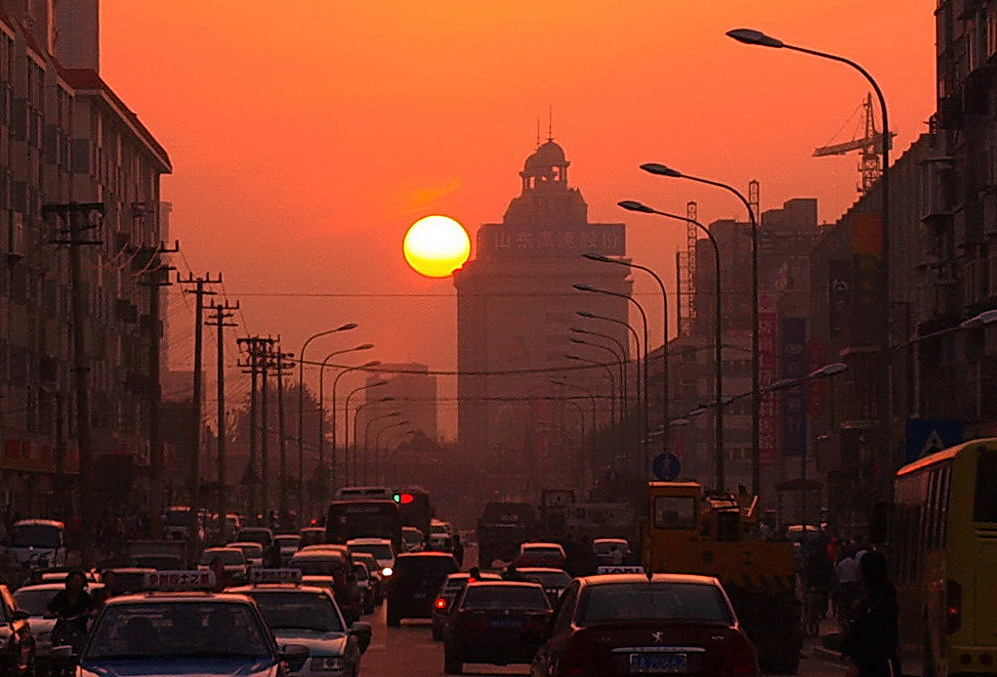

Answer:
[238,337,264,518]
[45,202,104,564]
[260,340,273,519]
[177,273,221,548]
[275,348,295,526]
[208,301,238,542]
[139,240,179,538]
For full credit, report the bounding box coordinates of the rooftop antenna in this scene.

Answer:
[536,118,541,149]
[548,105,554,141]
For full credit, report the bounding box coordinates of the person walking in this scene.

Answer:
[452,534,465,568]
[840,551,900,677]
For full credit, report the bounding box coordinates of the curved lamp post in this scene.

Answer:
[577,311,642,428]
[362,410,402,485]
[639,163,759,495]
[318,345,373,469]
[584,253,671,458]
[344,382,389,486]
[620,200,725,490]
[574,283,650,474]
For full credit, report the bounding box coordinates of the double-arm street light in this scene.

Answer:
[574,283,651,473]
[569,328,625,425]
[344,382,389,486]
[637,166,756,493]
[725,27,892,489]
[329,360,380,491]
[375,420,413,485]
[577,311,643,427]
[584,253,670,459]
[297,324,357,520]
[552,379,598,489]
[620,200,725,490]
[318,346,374,469]
[363,411,403,484]
[568,337,625,439]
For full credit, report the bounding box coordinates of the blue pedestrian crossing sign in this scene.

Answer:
[653,453,681,481]
[905,419,963,464]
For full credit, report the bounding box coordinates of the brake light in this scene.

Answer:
[722,635,759,675]
[435,597,448,610]
[946,579,962,634]
[558,631,591,676]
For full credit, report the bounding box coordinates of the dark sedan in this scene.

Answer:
[431,572,501,641]
[444,581,551,675]
[530,573,759,677]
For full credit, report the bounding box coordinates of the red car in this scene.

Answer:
[511,542,566,569]
[444,581,552,675]
[530,573,759,677]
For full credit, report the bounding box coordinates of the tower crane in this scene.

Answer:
[813,93,895,194]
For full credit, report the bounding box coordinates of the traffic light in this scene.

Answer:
[393,492,414,505]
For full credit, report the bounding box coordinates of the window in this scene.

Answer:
[577,583,733,626]
[974,449,997,522]
[460,585,549,611]
[551,581,579,633]
[653,496,696,530]
[248,592,343,633]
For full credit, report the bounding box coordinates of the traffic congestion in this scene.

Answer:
[0,469,954,677]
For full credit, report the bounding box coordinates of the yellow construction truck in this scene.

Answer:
[642,481,802,674]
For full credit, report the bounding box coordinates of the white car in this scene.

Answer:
[274,534,301,565]
[227,541,265,568]
[428,520,453,551]
[346,538,395,578]
[14,581,105,668]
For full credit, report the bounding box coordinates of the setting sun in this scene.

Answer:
[403,215,471,278]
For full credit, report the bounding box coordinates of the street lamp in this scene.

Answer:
[375,421,412,485]
[584,253,671,459]
[564,353,619,433]
[318,345,374,469]
[330,360,380,491]
[552,379,598,491]
[568,329,623,425]
[637,164,760,497]
[574,282,651,473]
[576,310,643,427]
[344,381,389,486]
[568,338,625,440]
[619,199,726,490]
[297,324,357,521]
[725,26,891,488]
[363,410,402,485]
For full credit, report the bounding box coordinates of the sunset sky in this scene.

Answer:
[102,2,936,437]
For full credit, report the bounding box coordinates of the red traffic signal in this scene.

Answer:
[392,492,414,505]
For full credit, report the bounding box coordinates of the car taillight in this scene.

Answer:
[722,635,759,676]
[947,579,962,634]
[558,632,591,677]
[435,597,448,610]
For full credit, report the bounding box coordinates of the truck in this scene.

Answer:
[476,502,536,569]
[642,481,803,674]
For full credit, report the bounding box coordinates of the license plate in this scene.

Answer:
[414,591,427,599]
[490,618,523,629]
[629,653,687,673]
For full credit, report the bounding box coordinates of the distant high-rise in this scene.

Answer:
[453,137,631,487]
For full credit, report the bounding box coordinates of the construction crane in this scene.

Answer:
[813,93,895,194]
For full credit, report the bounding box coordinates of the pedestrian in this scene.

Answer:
[209,556,229,592]
[840,551,900,677]
[502,565,525,582]
[48,570,95,653]
[835,545,862,625]
[332,567,362,625]
[468,566,481,582]
[452,534,465,568]
[265,539,282,567]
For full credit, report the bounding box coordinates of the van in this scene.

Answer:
[5,520,65,568]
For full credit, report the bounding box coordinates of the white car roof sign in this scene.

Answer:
[249,568,302,584]
[144,570,216,590]
[596,565,646,575]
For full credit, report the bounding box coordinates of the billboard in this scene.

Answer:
[780,318,807,458]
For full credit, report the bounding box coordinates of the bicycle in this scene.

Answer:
[802,586,828,637]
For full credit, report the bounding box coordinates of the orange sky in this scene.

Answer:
[102,2,936,438]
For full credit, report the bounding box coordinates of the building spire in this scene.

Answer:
[548,104,554,142]
[536,117,541,149]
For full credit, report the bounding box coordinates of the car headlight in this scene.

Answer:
[381,567,393,577]
[311,656,346,671]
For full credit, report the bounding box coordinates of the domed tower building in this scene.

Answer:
[453,138,632,493]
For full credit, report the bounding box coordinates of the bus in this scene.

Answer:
[325,500,402,548]
[335,485,434,540]
[887,438,997,675]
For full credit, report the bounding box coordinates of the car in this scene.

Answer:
[130,554,183,571]
[346,538,394,579]
[299,544,350,557]
[428,520,453,552]
[530,573,760,677]
[14,582,102,677]
[431,572,501,641]
[228,573,369,676]
[0,584,36,677]
[236,527,275,549]
[443,581,551,674]
[299,528,325,548]
[162,506,197,541]
[349,553,383,605]
[511,542,566,569]
[401,527,424,553]
[274,535,301,565]
[516,567,572,603]
[227,541,265,568]
[386,552,458,627]
[60,576,307,677]
[592,538,632,566]
[97,568,155,596]
[289,551,349,578]
[350,563,375,615]
[4,520,66,569]
[198,547,248,583]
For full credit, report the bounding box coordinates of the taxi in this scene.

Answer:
[227,569,369,676]
[52,570,307,677]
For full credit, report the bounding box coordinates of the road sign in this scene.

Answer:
[653,453,681,481]
[905,419,963,464]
